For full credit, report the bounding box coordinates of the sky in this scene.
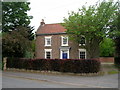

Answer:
[27,0,103,32]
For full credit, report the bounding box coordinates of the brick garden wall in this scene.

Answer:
[99,57,114,63]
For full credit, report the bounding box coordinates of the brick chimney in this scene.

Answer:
[40,19,45,26]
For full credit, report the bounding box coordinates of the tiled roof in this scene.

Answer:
[36,24,67,34]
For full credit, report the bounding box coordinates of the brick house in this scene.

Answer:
[36,20,87,59]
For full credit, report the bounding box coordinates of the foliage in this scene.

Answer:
[2,2,35,58]
[115,36,120,57]
[2,2,34,40]
[114,14,120,57]
[114,57,120,70]
[109,3,120,57]
[24,51,34,58]
[100,38,115,57]
[31,40,35,53]
[2,26,33,58]
[63,1,118,58]
[6,58,101,73]
[24,40,35,58]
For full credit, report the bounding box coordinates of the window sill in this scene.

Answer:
[79,44,85,46]
[61,44,69,46]
[45,45,51,47]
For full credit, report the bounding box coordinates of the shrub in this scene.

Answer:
[6,58,101,73]
[114,57,120,70]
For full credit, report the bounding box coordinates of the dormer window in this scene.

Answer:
[61,36,68,46]
[79,36,85,46]
[45,36,52,46]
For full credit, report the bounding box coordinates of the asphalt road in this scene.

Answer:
[2,71,118,88]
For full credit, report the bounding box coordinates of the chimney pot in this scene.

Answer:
[41,19,45,26]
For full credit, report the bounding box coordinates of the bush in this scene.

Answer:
[114,57,120,70]
[6,58,101,73]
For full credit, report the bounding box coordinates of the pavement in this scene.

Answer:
[2,71,119,88]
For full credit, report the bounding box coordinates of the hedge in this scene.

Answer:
[6,58,101,73]
[114,57,120,70]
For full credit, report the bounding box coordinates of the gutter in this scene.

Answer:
[36,32,67,36]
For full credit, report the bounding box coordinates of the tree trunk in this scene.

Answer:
[86,38,101,59]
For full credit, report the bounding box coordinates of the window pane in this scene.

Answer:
[63,37,67,44]
[80,51,85,59]
[46,52,51,59]
[47,40,50,44]
[46,38,51,45]
[79,37,85,44]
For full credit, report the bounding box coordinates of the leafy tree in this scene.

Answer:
[2,26,33,58]
[109,2,120,57]
[24,40,35,58]
[63,1,118,58]
[2,2,34,40]
[114,13,120,57]
[0,0,1,32]
[100,38,115,57]
[2,2,35,58]
[114,13,120,69]
[0,33,1,59]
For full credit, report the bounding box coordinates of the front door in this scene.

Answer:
[60,49,69,59]
[62,51,68,59]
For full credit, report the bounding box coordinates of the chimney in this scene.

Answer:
[40,19,45,26]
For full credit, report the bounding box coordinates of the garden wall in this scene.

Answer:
[99,57,114,63]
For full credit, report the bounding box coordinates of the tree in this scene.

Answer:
[2,2,35,58]
[0,1,2,32]
[63,1,118,58]
[2,2,34,40]
[100,38,115,57]
[109,1,120,57]
[2,26,33,58]
[114,13,120,57]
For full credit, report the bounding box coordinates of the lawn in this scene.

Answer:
[101,63,119,75]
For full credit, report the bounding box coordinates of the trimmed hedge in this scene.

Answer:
[6,58,101,73]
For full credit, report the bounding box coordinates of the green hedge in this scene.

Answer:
[6,58,101,73]
[114,57,120,70]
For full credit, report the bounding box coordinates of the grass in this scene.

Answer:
[101,63,119,75]
[108,70,118,74]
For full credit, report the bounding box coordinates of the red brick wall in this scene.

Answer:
[99,57,114,63]
[35,34,85,59]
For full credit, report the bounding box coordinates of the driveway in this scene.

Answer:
[2,71,118,88]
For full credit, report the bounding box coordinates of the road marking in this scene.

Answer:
[3,74,110,88]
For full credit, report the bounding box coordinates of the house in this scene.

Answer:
[35,19,87,59]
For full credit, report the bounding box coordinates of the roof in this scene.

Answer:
[36,23,67,34]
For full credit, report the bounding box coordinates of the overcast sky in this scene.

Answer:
[27,0,104,32]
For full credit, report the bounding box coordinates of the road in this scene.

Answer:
[2,71,118,88]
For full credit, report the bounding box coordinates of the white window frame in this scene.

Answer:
[79,36,86,46]
[79,49,86,59]
[60,49,69,59]
[45,36,52,46]
[45,49,52,59]
[61,36,68,46]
